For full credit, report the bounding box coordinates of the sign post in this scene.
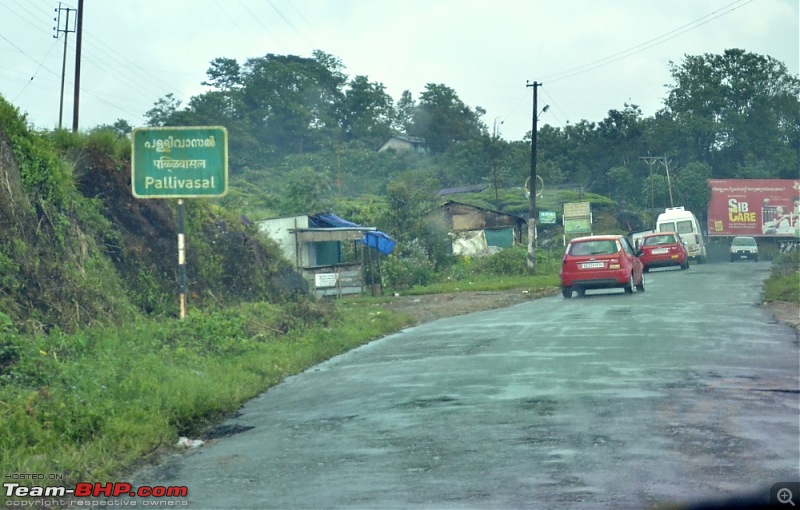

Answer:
[131,126,228,318]
[562,202,592,245]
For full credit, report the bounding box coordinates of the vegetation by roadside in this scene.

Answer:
[0,299,414,492]
[763,251,800,303]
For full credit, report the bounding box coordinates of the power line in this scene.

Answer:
[214,0,260,50]
[236,0,287,52]
[284,0,334,52]
[495,0,755,134]
[265,0,316,48]
[9,39,59,102]
[541,0,754,83]
[1,1,185,126]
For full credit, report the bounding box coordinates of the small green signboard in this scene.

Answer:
[132,126,228,198]
[539,210,557,224]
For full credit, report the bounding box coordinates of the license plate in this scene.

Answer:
[652,248,669,254]
[581,262,605,269]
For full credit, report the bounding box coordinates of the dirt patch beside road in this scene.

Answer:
[377,287,559,325]
[764,301,800,329]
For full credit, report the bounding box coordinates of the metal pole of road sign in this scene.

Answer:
[131,126,228,319]
[178,199,187,320]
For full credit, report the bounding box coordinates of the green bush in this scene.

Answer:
[479,246,528,275]
[444,245,560,280]
[763,251,800,302]
[383,251,436,291]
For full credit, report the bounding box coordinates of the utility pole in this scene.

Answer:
[526,81,542,275]
[53,2,76,130]
[71,0,84,132]
[639,156,674,210]
[664,158,674,208]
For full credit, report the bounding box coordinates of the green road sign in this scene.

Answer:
[539,210,557,224]
[132,126,228,198]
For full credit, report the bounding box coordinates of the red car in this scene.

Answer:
[637,232,689,272]
[560,235,645,298]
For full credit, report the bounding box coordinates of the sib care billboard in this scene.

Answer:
[707,179,800,237]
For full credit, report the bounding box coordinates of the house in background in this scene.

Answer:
[257,213,395,297]
[427,201,526,256]
[377,135,428,154]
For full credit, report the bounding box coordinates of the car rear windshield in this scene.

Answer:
[569,240,619,256]
[732,237,757,246]
[644,235,676,246]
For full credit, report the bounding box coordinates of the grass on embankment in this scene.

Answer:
[0,299,413,489]
[763,251,800,303]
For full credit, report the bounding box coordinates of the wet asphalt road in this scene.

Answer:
[130,260,799,509]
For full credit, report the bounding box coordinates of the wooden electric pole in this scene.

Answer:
[526,80,542,275]
[53,3,76,130]
[71,0,83,132]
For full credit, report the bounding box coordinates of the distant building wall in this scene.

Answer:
[428,201,526,255]
[257,215,311,268]
[378,136,428,154]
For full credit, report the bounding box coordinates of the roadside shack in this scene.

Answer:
[258,213,395,297]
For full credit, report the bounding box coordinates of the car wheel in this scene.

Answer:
[681,261,688,270]
[576,287,586,297]
[730,255,735,262]
[636,274,645,292]
[624,273,634,294]
[562,287,572,299]
[753,255,758,262]
[643,266,650,273]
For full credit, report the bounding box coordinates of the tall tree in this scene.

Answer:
[240,52,346,155]
[662,49,800,178]
[673,161,712,221]
[338,75,395,148]
[202,57,242,91]
[395,90,416,133]
[407,84,486,154]
[144,93,182,127]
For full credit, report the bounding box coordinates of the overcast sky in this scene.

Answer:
[1,0,797,141]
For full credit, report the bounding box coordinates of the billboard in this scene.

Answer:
[707,179,800,237]
[563,202,592,234]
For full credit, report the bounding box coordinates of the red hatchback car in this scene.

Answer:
[637,231,689,272]
[560,235,645,298]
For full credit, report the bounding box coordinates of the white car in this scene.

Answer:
[729,236,758,262]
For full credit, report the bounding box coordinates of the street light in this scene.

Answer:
[526,81,547,275]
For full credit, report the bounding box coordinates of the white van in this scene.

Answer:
[656,207,707,263]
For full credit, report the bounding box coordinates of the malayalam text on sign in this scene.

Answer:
[132,126,228,198]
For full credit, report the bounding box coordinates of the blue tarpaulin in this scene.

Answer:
[310,213,396,255]
[362,230,396,255]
